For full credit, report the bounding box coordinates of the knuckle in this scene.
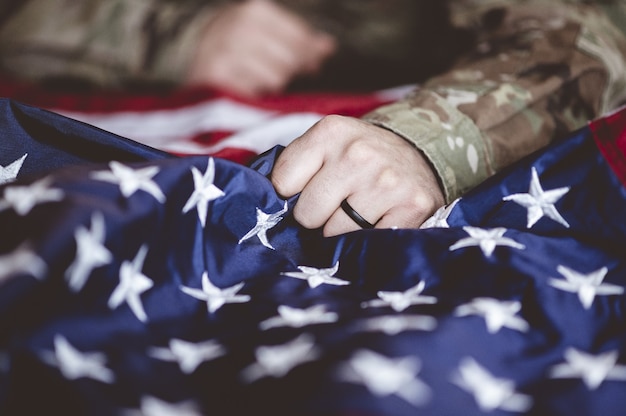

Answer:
[253,67,290,94]
[243,0,264,15]
[322,223,342,238]
[270,174,289,197]
[375,168,401,192]
[270,161,294,197]
[304,115,346,147]
[271,171,295,197]
[343,139,377,165]
[316,114,347,131]
[409,192,439,217]
[292,203,318,230]
[203,59,232,84]
[265,74,289,92]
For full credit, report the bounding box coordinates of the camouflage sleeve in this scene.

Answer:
[0,0,226,87]
[363,0,626,203]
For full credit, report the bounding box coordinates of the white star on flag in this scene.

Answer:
[182,158,225,227]
[241,334,320,383]
[127,396,203,416]
[65,213,113,292]
[452,357,533,413]
[549,265,623,309]
[0,243,47,285]
[0,154,27,185]
[454,297,529,333]
[40,335,115,383]
[0,176,64,216]
[180,271,251,314]
[338,349,431,407]
[260,305,339,330]
[503,167,570,228]
[420,198,460,229]
[91,161,165,202]
[108,245,154,322]
[282,261,350,289]
[449,226,525,257]
[238,201,288,250]
[148,338,226,374]
[362,281,437,312]
[549,348,626,390]
[360,315,437,335]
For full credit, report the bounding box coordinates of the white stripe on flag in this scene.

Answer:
[158,113,323,155]
[55,98,279,145]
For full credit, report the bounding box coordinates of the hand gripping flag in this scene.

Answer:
[0,99,625,415]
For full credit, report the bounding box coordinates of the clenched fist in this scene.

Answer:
[186,0,337,98]
[271,115,445,236]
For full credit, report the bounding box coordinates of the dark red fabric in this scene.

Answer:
[0,75,389,116]
[590,106,626,186]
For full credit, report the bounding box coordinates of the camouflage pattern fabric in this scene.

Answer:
[364,0,626,202]
[0,0,224,87]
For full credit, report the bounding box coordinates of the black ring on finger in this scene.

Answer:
[340,198,375,229]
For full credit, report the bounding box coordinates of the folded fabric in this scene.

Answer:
[1,99,625,415]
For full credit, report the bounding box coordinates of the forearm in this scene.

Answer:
[364,0,626,203]
[0,0,226,87]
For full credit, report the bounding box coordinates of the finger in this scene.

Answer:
[243,56,292,95]
[251,0,336,74]
[230,29,324,94]
[275,28,336,73]
[323,206,362,237]
[259,30,336,77]
[323,195,382,237]
[374,199,438,230]
[292,161,352,229]
[207,62,278,99]
[326,188,436,236]
[250,33,306,80]
[221,49,292,97]
[296,33,337,75]
[256,0,323,48]
[270,120,331,197]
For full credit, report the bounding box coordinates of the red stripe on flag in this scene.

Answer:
[0,75,393,116]
[590,105,626,187]
[211,148,260,165]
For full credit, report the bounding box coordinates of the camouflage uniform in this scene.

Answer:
[1,0,625,202]
[365,0,626,202]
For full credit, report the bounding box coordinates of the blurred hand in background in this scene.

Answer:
[186,0,337,98]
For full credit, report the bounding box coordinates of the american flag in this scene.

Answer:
[0,77,407,165]
[0,86,625,415]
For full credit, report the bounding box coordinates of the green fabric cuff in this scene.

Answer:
[363,91,495,203]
